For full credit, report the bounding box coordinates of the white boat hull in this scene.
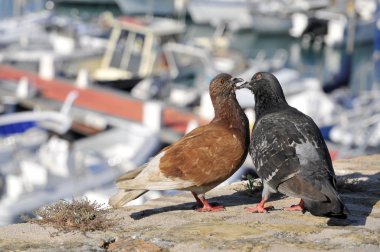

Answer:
[252,13,293,35]
[187,0,254,30]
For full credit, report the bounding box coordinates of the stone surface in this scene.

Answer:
[0,155,380,251]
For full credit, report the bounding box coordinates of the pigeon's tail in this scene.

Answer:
[305,197,347,218]
[304,182,347,218]
[109,189,148,208]
[109,164,148,208]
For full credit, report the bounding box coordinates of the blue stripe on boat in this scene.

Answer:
[0,121,37,136]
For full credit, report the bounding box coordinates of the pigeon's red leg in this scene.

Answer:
[191,192,225,212]
[283,199,305,211]
[197,197,225,212]
[191,192,204,208]
[246,194,273,213]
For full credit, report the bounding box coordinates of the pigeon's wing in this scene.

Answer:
[116,149,195,190]
[251,114,302,191]
[116,122,245,191]
[116,165,146,183]
[277,175,327,201]
[251,108,336,199]
[284,109,338,190]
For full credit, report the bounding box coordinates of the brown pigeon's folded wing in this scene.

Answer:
[116,150,195,190]
[159,123,246,187]
[117,123,245,191]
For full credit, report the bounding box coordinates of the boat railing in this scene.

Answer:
[163,42,215,79]
[0,91,78,136]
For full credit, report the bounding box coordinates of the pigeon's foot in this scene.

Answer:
[246,195,272,213]
[246,205,274,213]
[283,205,304,211]
[283,199,304,212]
[191,192,225,212]
[191,191,205,209]
[196,204,225,212]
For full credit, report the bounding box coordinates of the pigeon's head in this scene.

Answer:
[237,72,286,101]
[209,73,245,98]
[237,72,287,116]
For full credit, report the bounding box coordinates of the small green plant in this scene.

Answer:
[23,198,114,232]
[241,174,262,196]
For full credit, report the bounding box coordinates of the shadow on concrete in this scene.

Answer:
[130,189,285,220]
[130,172,380,223]
[327,172,380,226]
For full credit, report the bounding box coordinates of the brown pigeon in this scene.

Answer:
[238,72,347,218]
[109,73,250,211]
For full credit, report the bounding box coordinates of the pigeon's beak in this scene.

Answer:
[231,77,247,89]
[235,81,250,90]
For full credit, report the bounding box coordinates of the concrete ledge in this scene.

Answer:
[0,155,379,251]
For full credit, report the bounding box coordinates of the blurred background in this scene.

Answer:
[0,0,379,226]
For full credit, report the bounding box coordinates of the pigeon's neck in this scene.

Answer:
[213,94,247,127]
[212,93,250,156]
[255,92,288,120]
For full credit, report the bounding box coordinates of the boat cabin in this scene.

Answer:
[93,16,185,90]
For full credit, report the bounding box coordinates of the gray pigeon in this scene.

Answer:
[238,72,346,218]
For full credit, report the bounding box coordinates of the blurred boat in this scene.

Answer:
[187,0,328,33]
[0,90,74,224]
[0,11,52,48]
[138,40,249,107]
[323,2,380,158]
[92,16,186,91]
[251,0,329,35]
[131,35,288,118]
[52,0,187,19]
[187,0,255,31]
[0,80,161,226]
[128,22,286,113]
[0,0,46,21]
[0,13,110,79]
[0,63,214,224]
[375,0,380,84]
[115,0,185,17]
[290,0,376,47]
[0,124,160,226]
[321,90,380,159]
[0,64,206,136]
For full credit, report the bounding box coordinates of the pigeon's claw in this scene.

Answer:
[245,205,273,213]
[283,205,304,211]
[196,204,225,212]
[246,195,273,213]
[192,192,225,212]
[283,199,305,212]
